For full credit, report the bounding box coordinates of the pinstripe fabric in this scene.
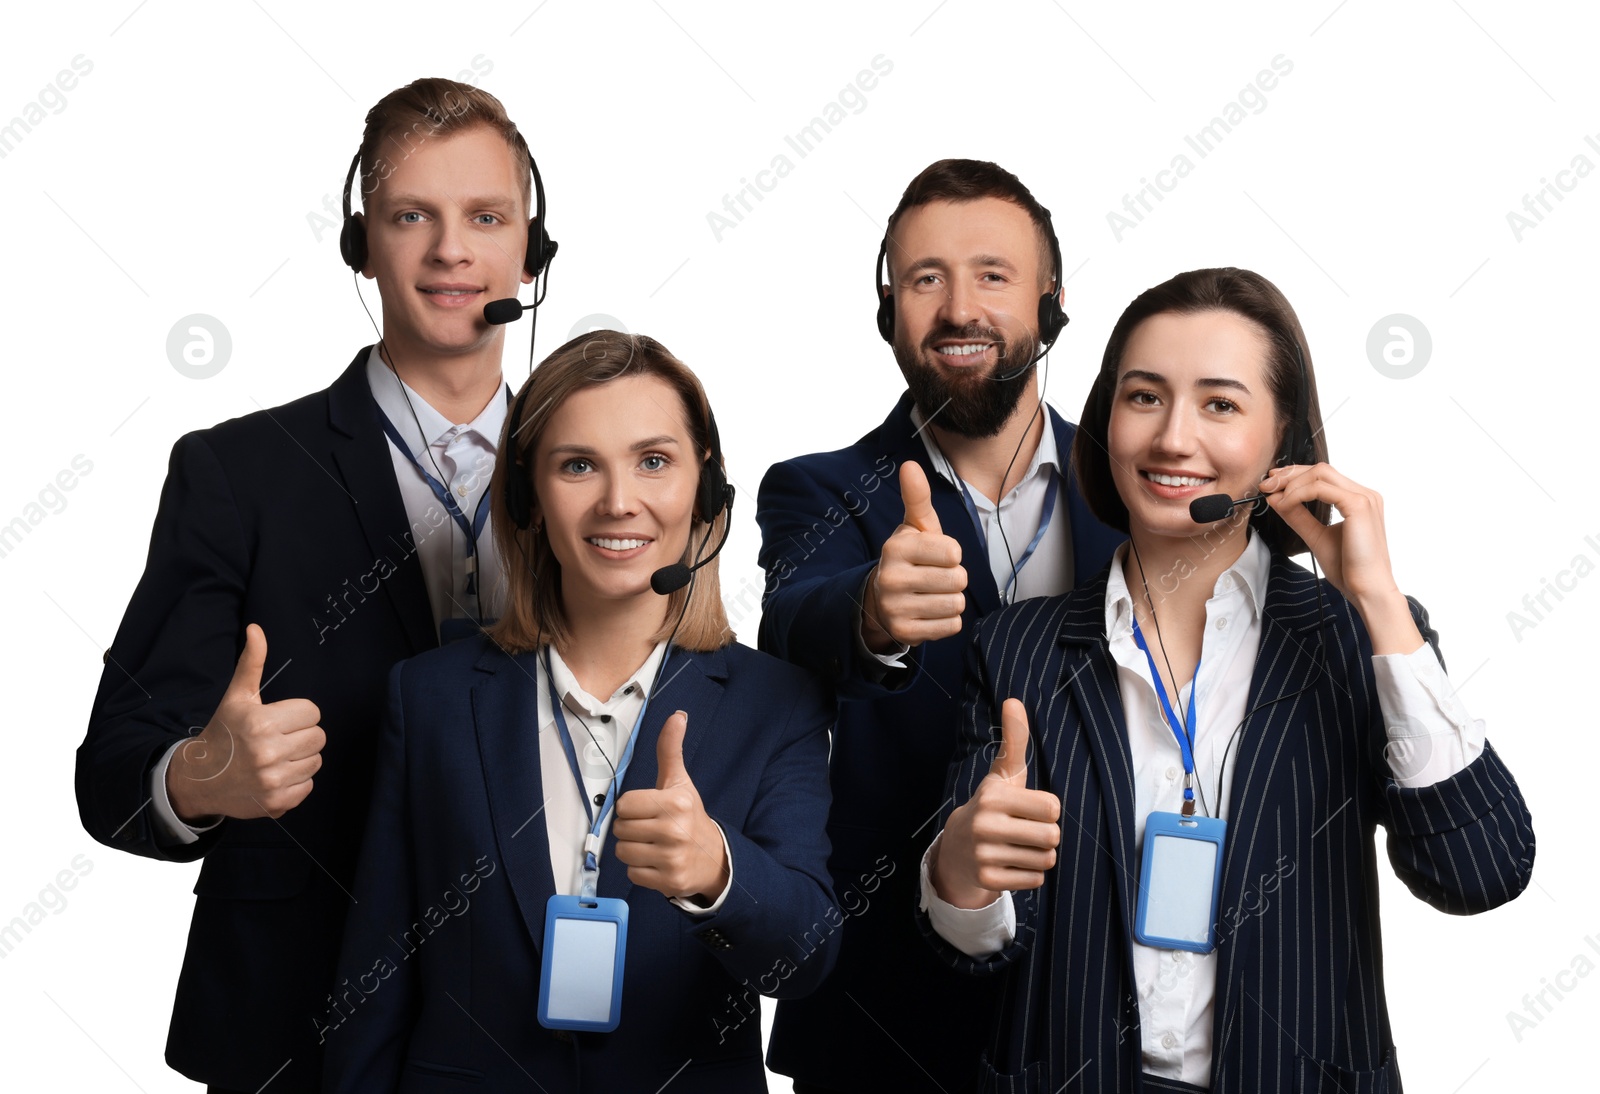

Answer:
[919,553,1535,1093]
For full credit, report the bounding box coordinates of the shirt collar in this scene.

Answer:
[908,401,1060,504]
[543,641,670,718]
[364,345,509,459]
[1104,530,1272,641]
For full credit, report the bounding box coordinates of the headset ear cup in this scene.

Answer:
[525,220,552,278]
[696,463,730,524]
[1036,292,1067,350]
[876,294,895,344]
[504,455,532,529]
[340,215,367,273]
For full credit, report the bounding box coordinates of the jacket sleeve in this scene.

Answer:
[1374,598,1536,914]
[681,671,841,998]
[323,661,418,1093]
[75,432,249,862]
[916,620,1040,975]
[755,456,919,700]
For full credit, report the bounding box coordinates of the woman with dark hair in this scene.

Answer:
[325,331,837,1092]
[921,268,1533,1092]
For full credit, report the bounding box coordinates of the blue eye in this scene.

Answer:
[400,212,424,223]
[561,458,592,475]
[641,454,668,472]
[474,213,499,225]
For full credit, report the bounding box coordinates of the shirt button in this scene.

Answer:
[599,714,612,724]
[1215,616,1228,631]
[1165,766,1179,781]
[457,485,469,497]
[1162,1031,1178,1050]
[623,685,635,695]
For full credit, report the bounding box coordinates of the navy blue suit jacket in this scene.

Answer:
[756,392,1125,1089]
[922,554,1535,1093]
[76,349,449,1091]
[323,636,839,1093]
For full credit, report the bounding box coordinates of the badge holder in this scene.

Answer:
[538,849,629,1032]
[1134,810,1226,954]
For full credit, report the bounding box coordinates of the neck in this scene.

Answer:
[556,584,668,699]
[378,334,505,425]
[924,375,1046,504]
[1124,515,1252,628]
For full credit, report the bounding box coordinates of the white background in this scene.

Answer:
[0,1,1591,1090]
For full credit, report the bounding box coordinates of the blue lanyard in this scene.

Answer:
[1130,614,1199,811]
[543,650,661,898]
[376,409,492,595]
[954,469,1060,604]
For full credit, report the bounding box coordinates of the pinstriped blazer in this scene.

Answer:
[920,552,1535,1094]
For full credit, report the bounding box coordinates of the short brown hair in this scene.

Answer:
[489,331,734,655]
[1072,267,1331,556]
[883,158,1059,289]
[356,77,532,214]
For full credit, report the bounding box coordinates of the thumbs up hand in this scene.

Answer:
[931,699,1062,909]
[613,711,729,902]
[166,624,326,823]
[860,461,968,654]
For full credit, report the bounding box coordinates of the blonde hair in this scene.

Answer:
[489,331,734,654]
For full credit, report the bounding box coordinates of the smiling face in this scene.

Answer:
[360,125,533,360]
[887,197,1051,437]
[531,373,701,611]
[1108,309,1284,545]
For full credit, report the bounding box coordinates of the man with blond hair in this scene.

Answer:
[76,76,551,1092]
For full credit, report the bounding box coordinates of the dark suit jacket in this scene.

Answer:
[756,392,1125,1090]
[76,348,448,1091]
[921,553,1536,1093]
[322,636,838,1093]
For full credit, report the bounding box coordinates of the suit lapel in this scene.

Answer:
[470,644,558,953]
[595,647,729,901]
[325,348,437,657]
[1054,575,1142,943]
[1212,557,1327,1056]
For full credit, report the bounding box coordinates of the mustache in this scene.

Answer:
[922,323,1010,357]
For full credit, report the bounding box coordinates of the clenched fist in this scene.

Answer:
[932,699,1061,909]
[860,461,968,653]
[613,711,729,903]
[167,624,326,822]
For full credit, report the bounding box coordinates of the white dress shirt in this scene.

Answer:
[537,643,731,914]
[859,403,1074,668]
[149,350,509,844]
[921,533,1486,1083]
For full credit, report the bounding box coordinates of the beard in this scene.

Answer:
[893,321,1039,438]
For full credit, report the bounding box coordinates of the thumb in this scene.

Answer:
[899,460,941,535]
[988,698,1031,784]
[655,710,690,790]
[226,624,267,704]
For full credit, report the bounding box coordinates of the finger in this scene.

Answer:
[985,785,1062,827]
[225,624,268,703]
[989,699,1032,783]
[887,535,964,571]
[274,753,322,788]
[899,461,942,535]
[888,593,967,622]
[260,698,323,734]
[978,866,1052,893]
[278,725,326,762]
[613,789,659,821]
[655,710,690,791]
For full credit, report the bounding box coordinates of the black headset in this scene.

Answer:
[874,205,1069,352]
[501,372,733,533]
[338,129,557,279]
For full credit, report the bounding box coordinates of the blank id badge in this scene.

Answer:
[1134,812,1226,954]
[538,895,629,1032]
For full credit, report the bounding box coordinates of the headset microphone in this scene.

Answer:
[650,494,735,594]
[484,297,532,325]
[1189,492,1263,523]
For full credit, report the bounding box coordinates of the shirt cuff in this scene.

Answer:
[671,822,733,916]
[1373,644,1486,789]
[149,738,225,845]
[918,832,1016,958]
[854,571,910,672]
